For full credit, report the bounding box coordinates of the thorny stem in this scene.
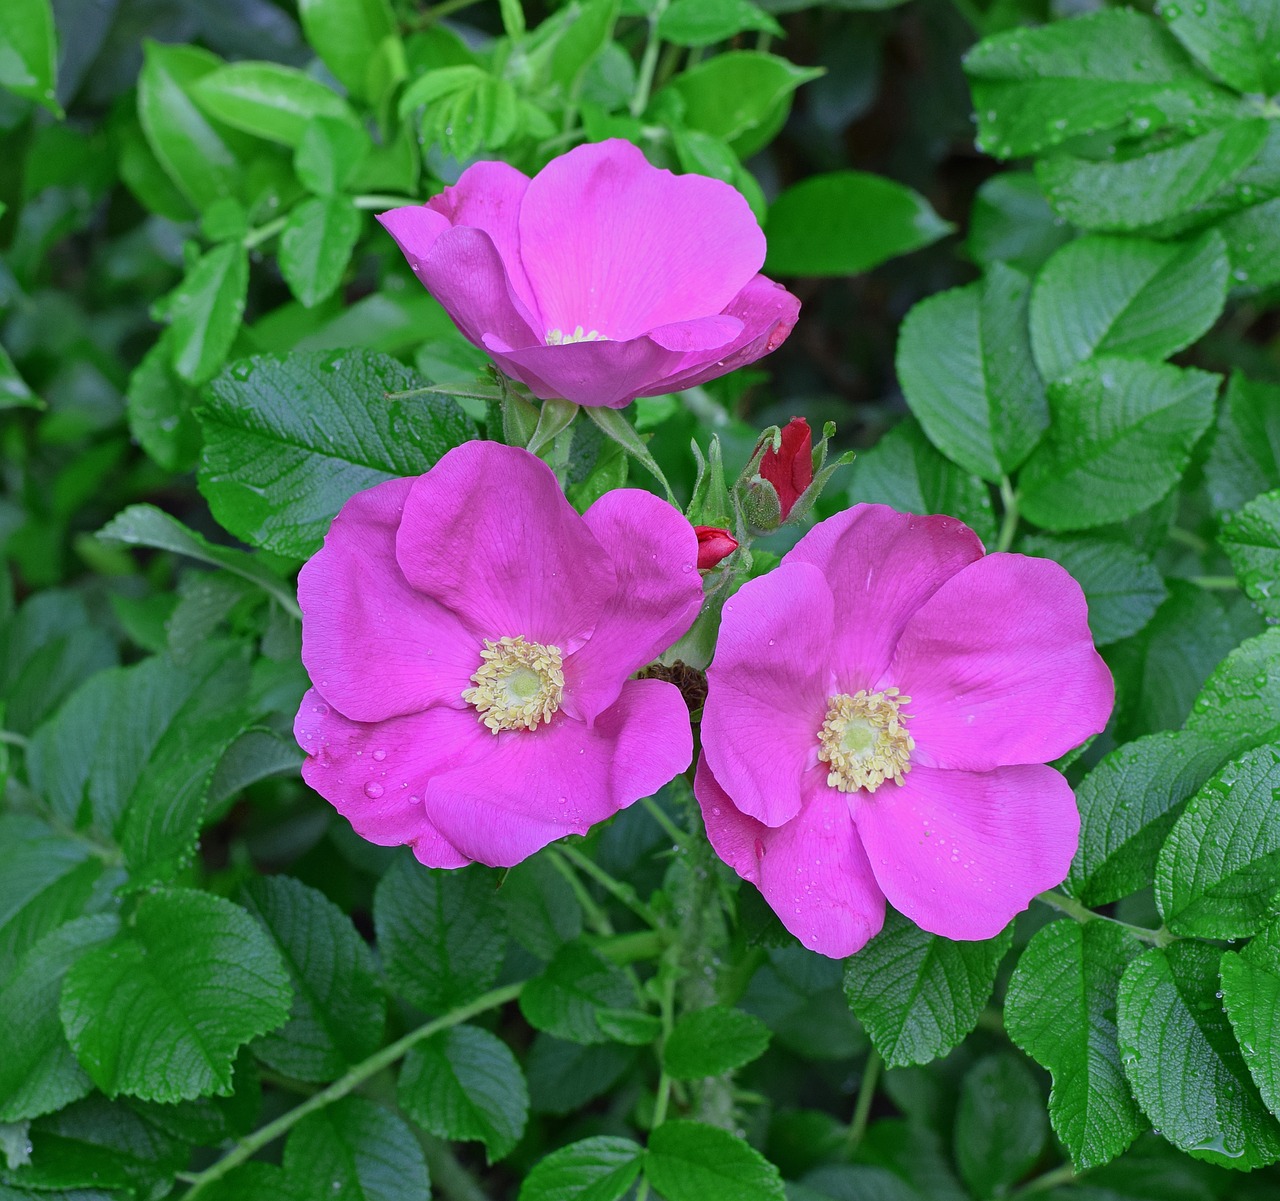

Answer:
[995,475,1019,553]
[1036,890,1175,947]
[843,1048,882,1155]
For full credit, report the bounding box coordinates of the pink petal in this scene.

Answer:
[395,442,615,653]
[647,315,743,353]
[298,477,478,723]
[377,204,451,270]
[886,553,1114,770]
[518,139,765,342]
[294,689,478,868]
[696,756,886,958]
[784,505,984,692]
[563,489,703,723]
[424,678,692,867]
[702,562,833,827]
[854,763,1080,941]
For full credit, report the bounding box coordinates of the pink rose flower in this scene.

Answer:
[377,139,800,409]
[695,504,1114,958]
[294,441,704,868]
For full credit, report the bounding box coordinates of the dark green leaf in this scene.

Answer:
[1184,627,1280,744]
[1221,489,1280,616]
[765,171,952,278]
[1005,920,1145,1170]
[0,344,42,411]
[296,0,399,103]
[954,1053,1047,1197]
[843,909,1011,1068]
[279,196,361,308]
[518,1135,644,1201]
[966,172,1073,276]
[645,1121,785,1201]
[193,63,357,147]
[125,332,203,473]
[526,1035,635,1115]
[497,854,583,960]
[60,888,291,1102]
[198,350,477,558]
[164,242,249,386]
[519,942,636,1045]
[398,1024,527,1163]
[663,1006,771,1080]
[743,946,865,1061]
[1205,372,1280,515]
[1220,921,1280,1119]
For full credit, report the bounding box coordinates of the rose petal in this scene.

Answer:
[425,678,692,867]
[854,763,1080,941]
[563,489,703,723]
[784,504,985,691]
[298,477,478,723]
[395,442,615,652]
[702,562,833,827]
[696,756,886,958]
[887,553,1115,770]
[518,139,765,342]
[377,204,452,271]
[647,314,743,353]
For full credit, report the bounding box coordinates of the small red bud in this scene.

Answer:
[694,526,738,570]
[758,417,813,520]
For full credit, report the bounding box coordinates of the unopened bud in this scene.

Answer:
[694,526,738,570]
[758,417,813,521]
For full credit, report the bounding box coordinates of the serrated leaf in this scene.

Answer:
[1118,940,1280,1169]
[1205,372,1280,515]
[0,916,118,1122]
[398,1025,527,1163]
[519,943,636,1045]
[526,1035,635,1115]
[1028,232,1229,382]
[241,876,385,1082]
[280,196,362,308]
[1217,194,1280,288]
[1005,920,1145,1170]
[497,854,583,960]
[843,909,1011,1068]
[373,857,505,1015]
[1184,627,1280,742]
[662,1006,771,1080]
[1220,922,1280,1119]
[1164,0,1280,96]
[1021,534,1166,646]
[954,1053,1047,1196]
[60,889,291,1103]
[518,1135,644,1201]
[644,1120,785,1201]
[965,10,1237,160]
[1155,744,1280,939]
[283,1096,429,1201]
[164,242,249,386]
[192,62,357,147]
[1018,358,1218,532]
[966,172,1074,276]
[198,350,477,558]
[1220,489,1280,616]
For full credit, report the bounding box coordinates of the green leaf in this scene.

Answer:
[966,172,1073,276]
[1021,534,1166,646]
[526,1034,635,1115]
[1220,489,1280,616]
[373,857,505,1014]
[644,1120,785,1201]
[1028,232,1230,382]
[0,0,59,113]
[843,909,1012,1068]
[742,946,865,1062]
[241,875,385,1083]
[279,195,361,308]
[198,350,477,558]
[519,943,636,1045]
[398,1025,528,1163]
[954,1053,1047,1197]
[297,0,399,103]
[662,1006,771,1080]
[847,419,997,548]
[498,854,583,960]
[1155,744,1280,939]
[125,332,203,473]
[163,242,249,386]
[1217,194,1280,288]
[1037,122,1268,233]
[1118,940,1280,1169]
[1205,372,1280,515]
[296,116,371,195]
[283,1096,429,1201]
[193,63,357,147]
[656,0,779,45]
[965,10,1237,160]
[1220,922,1280,1119]
[1018,358,1219,532]
[518,1135,644,1201]
[896,263,1045,480]
[765,171,952,278]
[0,344,41,411]
[582,405,673,502]
[60,888,291,1103]
[1164,0,1280,96]
[1005,920,1145,1171]
[0,916,118,1122]
[1185,627,1280,743]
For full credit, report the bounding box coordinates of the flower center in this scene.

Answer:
[817,688,914,794]
[461,635,565,733]
[545,325,609,346]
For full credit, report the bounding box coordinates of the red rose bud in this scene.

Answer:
[758,417,812,520]
[695,526,738,570]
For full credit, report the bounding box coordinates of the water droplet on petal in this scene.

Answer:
[372,749,387,761]
[364,781,384,799]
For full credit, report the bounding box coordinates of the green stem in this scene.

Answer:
[843,1049,881,1155]
[995,476,1019,553]
[640,795,692,848]
[1189,575,1239,591]
[1169,526,1208,555]
[630,0,670,118]
[387,383,505,403]
[352,193,422,210]
[1036,890,1174,947]
[410,0,482,26]
[242,215,288,250]
[549,850,614,935]
[181,982,523,1198]
[556,844,660,927]
[1013,1161,1078,1196]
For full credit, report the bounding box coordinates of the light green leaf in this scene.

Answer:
[1220,922,1280,1120]
[1005,920,1145,1171]
[279,195,361,308]
[843,909,1012,1068]
[583,405,673,502]
[295,116,371,195]
[1205,372,1280,515]
[1118,940,1280,1169]
[1184,627,1280,744]
[163,242,249,386]
[0,0,59,113]
[519,943,636,1045]
[1028,232,1229,382]
[399,1025,528,1163]
[1018,358,1219,532]
[193,62,357,147]
[373,857,505,1015]
[518,1135,644,1201]
[60,889,291,1103]
[644,1121,785,1201]
[658,0,782,49]
[296,0,399,103]
[1164,0,1280,96]
[765,171,952,278]
[1221,489,1280,616]
[954,1053,1047,1197]
[1217,194,1280,288]
[663,1006,771,1080]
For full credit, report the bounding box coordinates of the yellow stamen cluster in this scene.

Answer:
[462,635,564,733]
[817,688,914,793]
[545,325,609,345]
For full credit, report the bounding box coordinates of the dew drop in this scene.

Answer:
[364,781,384,799]
[372,749,387,761]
